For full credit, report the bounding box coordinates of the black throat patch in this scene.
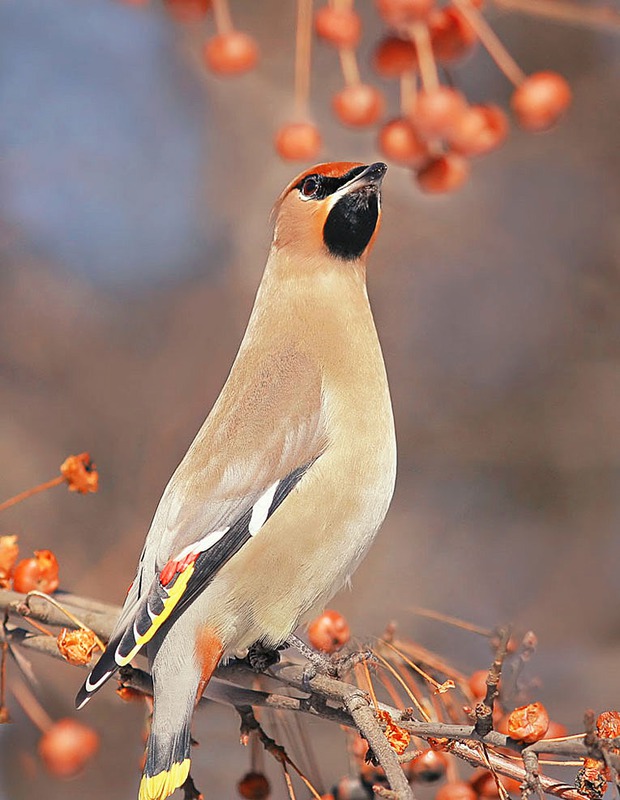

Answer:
[323,190,379,260]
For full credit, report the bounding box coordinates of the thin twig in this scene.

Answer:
[0,476,64,513]
[491,0,620,33]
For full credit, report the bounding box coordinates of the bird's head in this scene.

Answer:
[272,161,387,263]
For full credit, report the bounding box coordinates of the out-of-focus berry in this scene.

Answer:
[410,87,467,139]
[416,153,470,194]
[372,36,418,78]
[429,7,477,62]
[275,122,322,161]
[333,84,385,127]
[203,32,259,76]
[238,770,270,799]
[315,6,362,48]
[376,0,435,25]
[38,719,99,778]
[448,104,508,156]
[408,748,448,782]
[308,609,351,653]
[435,780,477,800]
[378,119,428,166]
[164,0,210,22]
[511,72,571,131]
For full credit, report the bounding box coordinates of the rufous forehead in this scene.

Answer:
[296,161,364,181]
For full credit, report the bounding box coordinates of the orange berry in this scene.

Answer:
[164,0,210,22]
[506,702,549,743]
[238,771,270,799]
[410,86,467,139]
[315,6,362,48]
[372,36,418,78]
[57,628,99,666]
[408,749,448,782]
[597,711,620,738]
[448,104,508,156]
[416,153,470,194]
[38,718,99,778]
[544,719,568,739]
[275,122,322,161]
[436,780,477,800]
[203,32,259,76]
[429,7,477,62]
[378,118,428,165]
[307,609,351,653]
[0,534,19,588]
[467,669,489,700]
[60,452,99,494]
[471,770,521,797]
[333,84,385,128]
[511,71,571,131]
[13,550,60,594]
[376,0,435,25]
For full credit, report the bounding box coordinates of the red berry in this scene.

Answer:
[435,781,477,800]
[372,36,418,78]
[333,84,385,127]
[203,32,259,76]
[429,7,477,62]
[511,71,571,131]
[376,0,435,25]
[506,702,550,743]
[408,749,448,782]
[411,87,467,139]
[164,0,210,22]
[38,719,99,778]
[544,719,568,739]
[237,770,270,799]
[378,119,428,166]
[13,550,59,594]
[416,153,470,194]
[448,104,508,156]
[307,609,351,653]
[315,6,362,48]
[275,122,322,161]
[467,669,489,700]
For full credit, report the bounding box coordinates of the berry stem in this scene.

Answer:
[0,475,64,514]
[10,677,54,733]
[452,0,526,86]
[338,47,361,86]
[294,0,314,119]
[410,22,439,92]
[211,0,234,34]
[400,70,417,117]
[492,0,620,32]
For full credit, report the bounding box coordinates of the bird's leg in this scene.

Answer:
[246,640,284,673]
[286,633,338,688]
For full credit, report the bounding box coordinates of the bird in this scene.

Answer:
[76,161,397,800]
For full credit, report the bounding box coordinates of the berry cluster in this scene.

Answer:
[140,0,573,194]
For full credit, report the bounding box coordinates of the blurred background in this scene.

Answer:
[0,0,619,797]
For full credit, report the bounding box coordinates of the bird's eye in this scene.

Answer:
[300,177,318,198]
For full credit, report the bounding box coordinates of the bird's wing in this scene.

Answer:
[76,347,325,707]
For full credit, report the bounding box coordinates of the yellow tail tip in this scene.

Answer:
[138,759,191,800]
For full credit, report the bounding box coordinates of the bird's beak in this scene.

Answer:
[341,162,388,194]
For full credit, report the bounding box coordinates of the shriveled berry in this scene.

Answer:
[0,534,19,588]
[511,71,571,131]
[378,119,428,165]
[410,87,467,139]
[13,550,59,594]
[429,7,477,62]
[275,122,322,161]
[57,628,99,666]
[308,609,350,653]
[416,153,470,194]
[409,748,448,782]
[238,770,270,799]
[376,0,435,25]
[448,104,508,156]
[333,84,385,127]
[38,718,99,778]
[507,702,549,743]
[372,36,418,78]
[203,31,259,76]
[315,6,362,48]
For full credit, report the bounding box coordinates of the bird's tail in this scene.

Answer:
[138,627,224,800]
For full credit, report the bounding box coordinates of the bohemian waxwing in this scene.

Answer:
[76,161,397,800]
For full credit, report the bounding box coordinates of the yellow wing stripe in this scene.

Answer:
[115,564,197,667]
[139,759,191,800]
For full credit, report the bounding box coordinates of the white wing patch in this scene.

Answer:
[173,527,230,563]
[249,481,279,536]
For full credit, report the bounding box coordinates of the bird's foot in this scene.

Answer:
[246,640,284,673]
